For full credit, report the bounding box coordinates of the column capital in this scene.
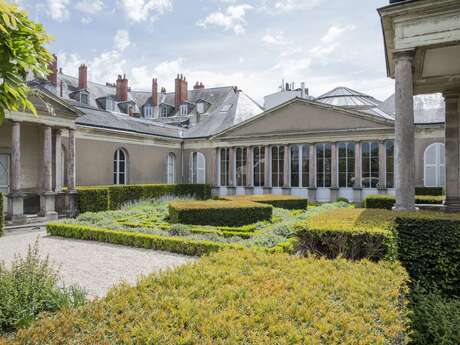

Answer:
[393,50,415,63]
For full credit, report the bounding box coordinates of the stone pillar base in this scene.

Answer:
[7,192,26,225]
[353,188,362,206]
[281,187,291,195]
[263,187,272,195]
[330,188,339,202]
[377,187,387,195]
[308,188,317,202]
[245,187,254,195]
[226,187,236,196]
[445,197,460,213]
[65,191,78,217]
[40,192,58,220]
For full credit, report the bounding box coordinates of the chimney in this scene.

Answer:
[175,74,188,109]
[152,78,158,106]
[47,54,58,86]
[116,74,129,102]
[78,64,88,90]
[300,82,305,99]
[193,81,205,90]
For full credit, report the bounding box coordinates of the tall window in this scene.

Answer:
[424,143,445,187]
[338,142,355,188]
[386,141,394,188]
[167,153,176,184]
[271,146,284,187]
[362,142,379,188]
[220,148,230,186]
[113,149,127,185]
[316,143,331,188]
[192,152,206,184]
[80,93,89,105]
[0,154,10,193]
[301,144,309,187]
[160,106,169,117]
[236,147,247,186]
[144,106,153,118]
[253,146,265,187]
[180,104,188,116]
[290,146,300,187]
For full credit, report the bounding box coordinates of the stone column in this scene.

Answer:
[353,142,362,205]
[66,128,77,216]
[283,145,290,191]
[227,147,236,195]
[330,142,338,201]
[444,91,460,212]
[394,51,416,211]
[263,145,271,192]
[308,144,317,202]
[54,129,63,192]
[246,146,253,190]
[40,126,58,219]
[378,141,387,194]
[7,121,26,224]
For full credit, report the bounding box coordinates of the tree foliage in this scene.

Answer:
[0,0,53,124]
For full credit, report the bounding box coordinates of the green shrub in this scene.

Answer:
[47,223,236,257]
[0,193,3,236]
[410,288,460,345]
[0,241,87,334]
[9,249,410,345]
[76,187,109,213]
[415,187,444,196]
[396,215,460,297]
[364,194,444,209]
[222,194,308,209]
[108,184,211,210]
[294,208,398,261]
[169,200,273,227]
[415,195,444,204]
[336,197,349,203]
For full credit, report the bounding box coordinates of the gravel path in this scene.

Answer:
[0,227,196,298]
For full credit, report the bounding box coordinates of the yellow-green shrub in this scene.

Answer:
[169,200,273,226]
[364,194,444,210]
[8,249,410,345]
[222,194,308,209]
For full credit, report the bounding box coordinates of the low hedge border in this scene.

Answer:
[415,187,444,196]
[222,195,308,210]
[0,192,3,236]
[169,200,273,227]
[363,194,444,210]
[76,187,110,213]
[47,223,237,257]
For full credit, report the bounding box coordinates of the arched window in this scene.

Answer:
[338,142,355,188]
[192,152,206,184]
[167,153,176,184]
[386,141,394,188]
[113,149,128,185]
[424,143,445,187]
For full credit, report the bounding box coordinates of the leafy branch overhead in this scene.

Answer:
[0,0,53,123]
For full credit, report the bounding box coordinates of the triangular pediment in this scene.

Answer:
[214,99,394,139]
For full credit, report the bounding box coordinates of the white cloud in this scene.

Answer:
[262,30,288,46]
[47,0,69,21]
[197,4,253,35]
[310,25,356,58]
[274,0,322,12]
[118,0,172,22]
[113,30,131,51]
[75,0,104,14]
[321,25,355,44]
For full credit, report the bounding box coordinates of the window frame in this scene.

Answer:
[192,152,206,184]
[113,148,128,185]
[0,153,10,193]
[253,146,265,187]
[338,142,355,188]
[167,153,176,184]
[361,141,379,189]
[424,143,445,188]
[144,105,153,118]
[236,147,247,187]
[219,148,230,186]
[385,141,395,189]
[271,145,284,187]
[160,106,169,118]
[316,143,332,188]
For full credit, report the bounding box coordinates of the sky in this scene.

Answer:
[14,0,395,103]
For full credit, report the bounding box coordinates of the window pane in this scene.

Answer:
[301,145,309,188]
[290,146,299,187]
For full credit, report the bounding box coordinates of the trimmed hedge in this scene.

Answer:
[415,187,444,196]
[47,223,235,257]
[364,194,444,210]
[108,184,211,210]
[396,214,460,297]
[169,200,273,227]
[0,193,3,236]
[222,194,308,209]
[9,249,410,345]
[294,208,398,261]
[76,187,109,213]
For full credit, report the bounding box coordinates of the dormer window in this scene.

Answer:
[106,98,114,111]
[144,105,153,118]
[180,104,188,116]
[196,102,205,114]
[161,106,169,117]
[80,93,89,105]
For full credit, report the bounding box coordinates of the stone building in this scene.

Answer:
[0,56,445,224]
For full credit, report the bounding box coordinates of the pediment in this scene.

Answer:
[215,99,394,139]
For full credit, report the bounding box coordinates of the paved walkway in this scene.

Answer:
[0,227,195,298]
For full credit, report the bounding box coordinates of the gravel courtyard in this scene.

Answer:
[0,227,196,298]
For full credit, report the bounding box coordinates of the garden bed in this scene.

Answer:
[7,249,410,345]
[221,194,308,209]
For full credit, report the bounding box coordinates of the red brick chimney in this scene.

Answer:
[78,64,88,90]
[152,78,158,106]
[193,81,205,90]
[174,74,188,109]
[47,54,58,86]
[116,74,129,102]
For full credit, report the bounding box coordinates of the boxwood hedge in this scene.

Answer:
[415,187,444,196]
[169,200,273,226]
[363,194,444,210]
[76,187,110,214]
[221,194,308,209]
[8,249,410,345]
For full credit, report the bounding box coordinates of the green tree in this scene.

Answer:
[0,0,53,124]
